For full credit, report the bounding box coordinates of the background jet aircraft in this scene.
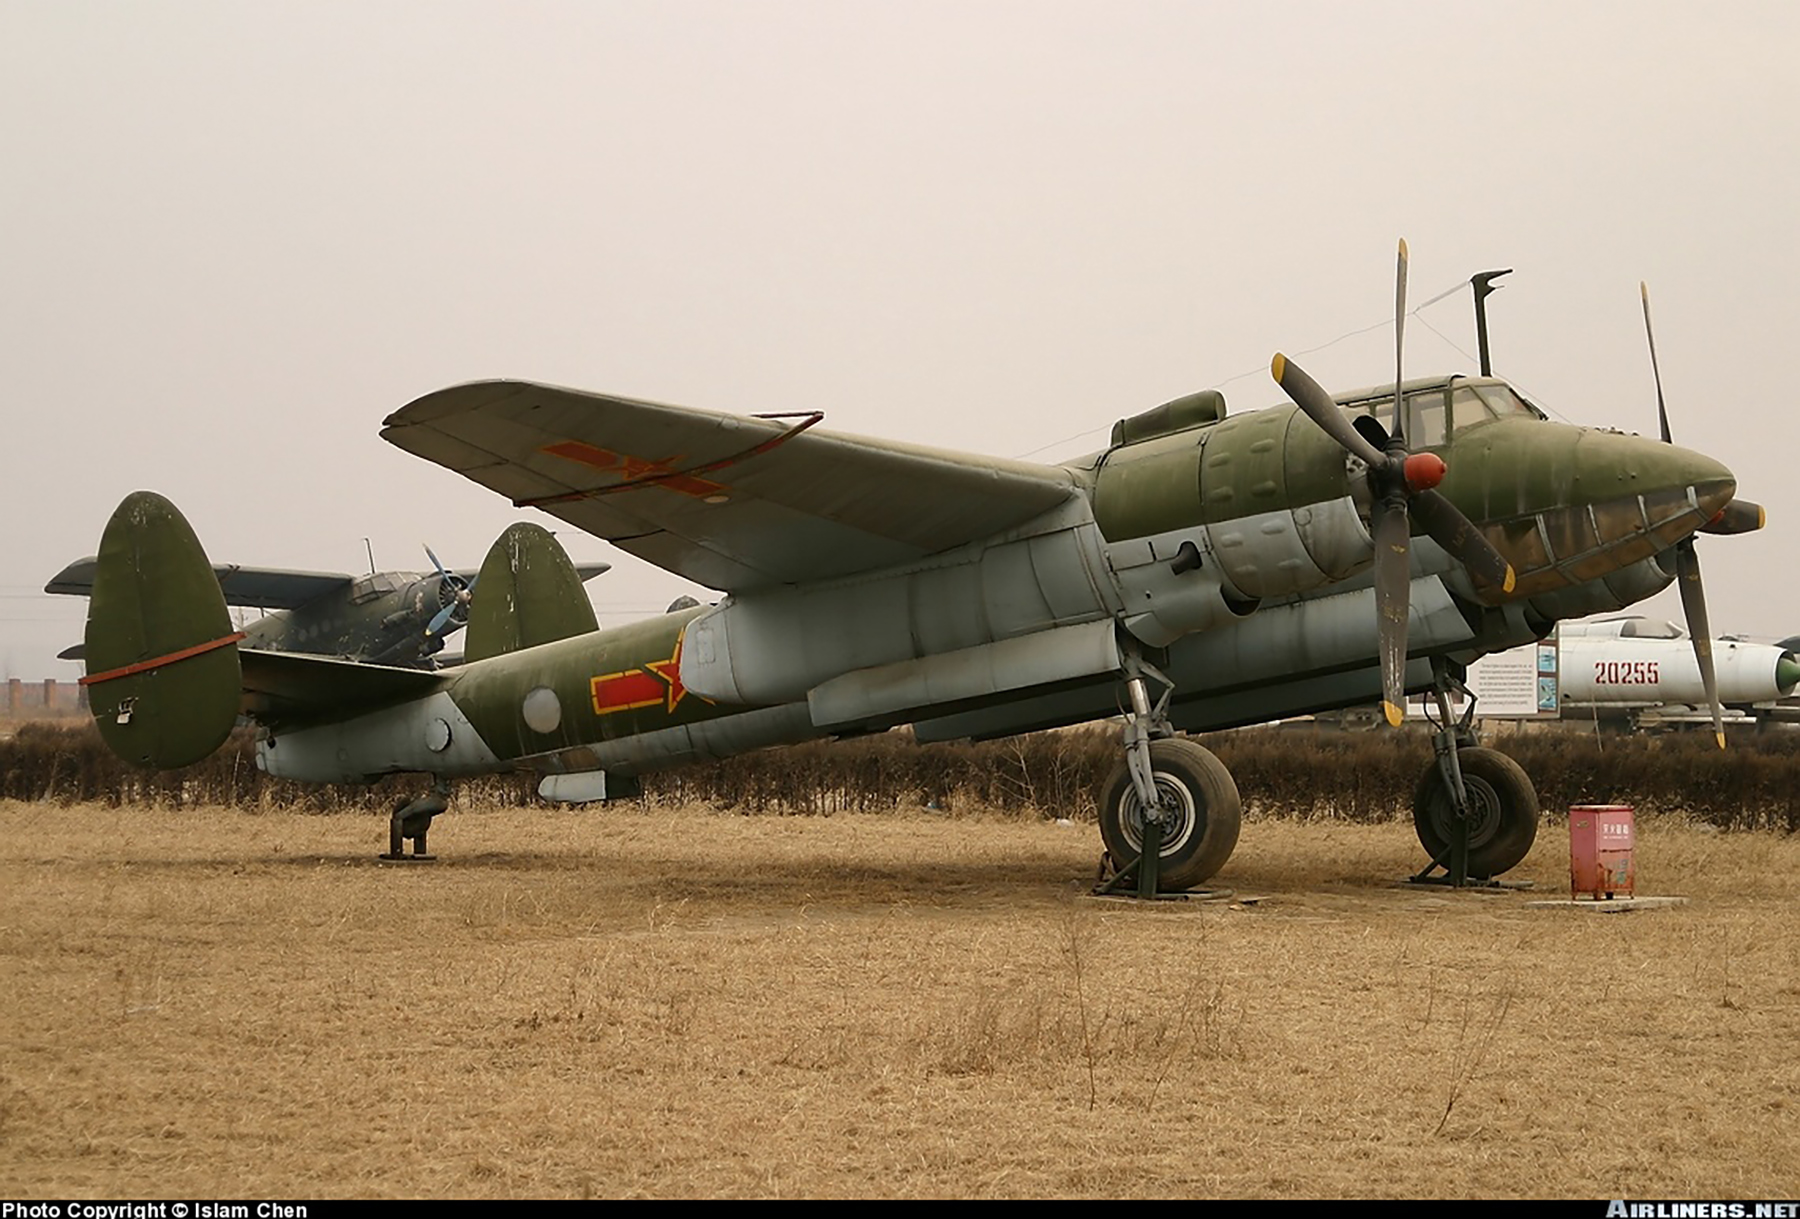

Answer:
[47,545,610,670]
[63,250,1767,890]
[1554,615,1800,729]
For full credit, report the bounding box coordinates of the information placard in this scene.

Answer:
[1466,628,1560,718]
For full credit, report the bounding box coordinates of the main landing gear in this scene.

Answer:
[1091,653,1539,896]
[1409,659,1539,887]
[381,778,451,862]
[1095,651,1242,897]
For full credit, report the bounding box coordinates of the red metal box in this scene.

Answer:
[1569,805,1635,899]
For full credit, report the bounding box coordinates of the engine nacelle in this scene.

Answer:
[1092,401,1373,601]
[681,499,1125,706]
[1103,529,1256,647]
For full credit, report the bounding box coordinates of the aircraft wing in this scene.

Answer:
[47,558,351,610]
[382,381,1079,590]
[239,651,451,730]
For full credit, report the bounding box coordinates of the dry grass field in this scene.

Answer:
[1,797,1796,1199]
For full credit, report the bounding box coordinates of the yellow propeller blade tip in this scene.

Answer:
[1383,701,1405,728]
[1271,353,1287,381]
[1502,564,1517,595]
[1398,237,1408,259]
[1715,731,1727,750]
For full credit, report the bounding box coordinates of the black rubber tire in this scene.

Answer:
[1098,738,1242,891]
[1411,746,1539,878]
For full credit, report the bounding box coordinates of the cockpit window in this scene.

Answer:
[1448,387,1496,436]
[1337,383,1532,445]
[1406,388,1449,448]
[1337,388,1450,448]
[1473,383,1531,417]
[349,574,403,605]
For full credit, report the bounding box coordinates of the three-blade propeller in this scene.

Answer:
[1271,240,1517,726]
[423,544,477,640]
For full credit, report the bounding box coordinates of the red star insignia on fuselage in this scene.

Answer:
[588,630,707,717]
[645,633,688,714]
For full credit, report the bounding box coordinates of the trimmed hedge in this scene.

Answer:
[6,717,1800,831]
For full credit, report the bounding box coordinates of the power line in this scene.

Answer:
[1012,276,1478,460]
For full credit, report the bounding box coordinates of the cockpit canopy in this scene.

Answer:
[349,572,409,605]
[1558,615,1687,640]
[1332,375,1543,449]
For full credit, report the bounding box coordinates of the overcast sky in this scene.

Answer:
[4,1,1796,678]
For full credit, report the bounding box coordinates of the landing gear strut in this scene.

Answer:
[1095,650,1241,896]
[1409,659,1539,886]
[382,779,450,862]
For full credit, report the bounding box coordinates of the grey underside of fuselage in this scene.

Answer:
[912,574,1540,742]
[506,571,1545,780]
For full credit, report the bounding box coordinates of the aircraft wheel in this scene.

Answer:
[1098,738,1242,891]
[1412,746,1539,878]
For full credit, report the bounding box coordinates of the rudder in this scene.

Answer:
[81,492,242,768]
[463,523,600,663]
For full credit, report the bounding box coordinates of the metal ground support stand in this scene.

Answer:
[381,779,450,861]
[1408,658,1525,890]
[1094,650,1188,900]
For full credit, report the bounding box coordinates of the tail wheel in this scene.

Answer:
[1098,738,1242,891]
[1411,746,1539,878]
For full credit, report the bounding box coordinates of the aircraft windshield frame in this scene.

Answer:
[349,573,405,604]
[1472,382,1537,418]
[1333,377,1543,448]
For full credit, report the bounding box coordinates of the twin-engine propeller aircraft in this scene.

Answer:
[47,545,609,669]
[69,246,1764,886]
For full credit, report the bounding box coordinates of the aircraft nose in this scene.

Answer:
[1678,446,1737,518]
[1577,429,1736,519]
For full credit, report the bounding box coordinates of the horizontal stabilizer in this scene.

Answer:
[241,651,449,730]
[49,556,353,610]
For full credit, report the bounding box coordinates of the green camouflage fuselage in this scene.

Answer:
[255,376,1734,785]
[1091,388,1729,601]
